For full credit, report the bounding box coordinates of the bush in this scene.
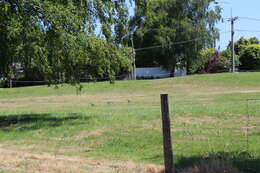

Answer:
[239,44,260,70]
[0,77,7,88]
[220,49,240,67]
[191,48,230,73]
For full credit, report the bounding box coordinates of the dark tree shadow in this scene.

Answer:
[175,151,260,173]
[0,113,91,131]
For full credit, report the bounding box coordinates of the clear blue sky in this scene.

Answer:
[216,0,260,50]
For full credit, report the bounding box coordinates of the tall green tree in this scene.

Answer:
[233,37,260,56]
[0,0,133,86]
[131,0,221,75]
[223,37,260,70]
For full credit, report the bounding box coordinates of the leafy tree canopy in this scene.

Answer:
[223,37,260,70]
[239,44,260,70]
[191,48,229,73]
[130,0,222,75]
[233,37,260,56]
[0,0,133,86]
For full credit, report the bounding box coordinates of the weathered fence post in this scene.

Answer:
[160,94,175,173]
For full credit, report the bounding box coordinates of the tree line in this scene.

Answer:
[191,37,260,74]
[1,0,224,87]
[1,0,134,87]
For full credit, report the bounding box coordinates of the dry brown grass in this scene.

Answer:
[201,89,260,96]
[0,146,162,173]
[0,93,149,113]
[176,116,219,125]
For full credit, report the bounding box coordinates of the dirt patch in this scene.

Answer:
[0,93,146,105]
[48,129,106,142]
[0,93,148,112]
[0,147,162,173]
[176,116,219,125]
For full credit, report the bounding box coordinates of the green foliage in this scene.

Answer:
[83,37,133,81]
[191,48,216,73]
[191,48,230,73]
[207,53,230,73]
[132,0,221,74]
[0,0,133,85]
[240,44,260,70]
[234,37,260,56]
[0,77,7,88]
[222,37,260,70]
[220,49,240,67]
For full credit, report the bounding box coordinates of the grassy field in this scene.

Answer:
[1,72,260,173]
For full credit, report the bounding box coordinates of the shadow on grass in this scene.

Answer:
[0,113,90,131]
[176,151,260,173]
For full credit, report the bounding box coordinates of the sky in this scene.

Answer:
[216,0,260,50]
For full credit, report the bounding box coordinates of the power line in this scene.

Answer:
[220,31,231,34]
[223,16,260,23]
[236,29,260,33]
[134,31,231,52]
[239,17,260,22]
[135,37,204,52]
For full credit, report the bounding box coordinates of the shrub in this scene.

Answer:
[239,44,260,70]
[0,77,8,88]
[191,48,230,73]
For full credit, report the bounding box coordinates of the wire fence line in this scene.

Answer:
[6,72,177,87]
[11,80,47,83]
[170,98,260,172]
[9,70,257,87]
[157,94,260,172]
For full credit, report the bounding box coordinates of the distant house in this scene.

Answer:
[13,63,23,78]
[136,67,186,79]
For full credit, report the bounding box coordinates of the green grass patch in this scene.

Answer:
[1,72,260,172]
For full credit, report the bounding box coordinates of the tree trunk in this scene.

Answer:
[186,57,191,75]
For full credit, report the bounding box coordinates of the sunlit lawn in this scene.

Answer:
[1,72,260,172]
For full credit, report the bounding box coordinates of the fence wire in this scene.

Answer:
[165,97,260,172]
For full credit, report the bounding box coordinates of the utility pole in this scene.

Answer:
[229,16,238,73]
[130,35,136,80]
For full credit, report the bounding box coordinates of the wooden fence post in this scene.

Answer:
[160,94,175,173]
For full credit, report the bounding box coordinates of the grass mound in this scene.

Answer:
[1,72,260,172]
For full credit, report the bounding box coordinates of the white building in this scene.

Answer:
[136,67,186,78]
